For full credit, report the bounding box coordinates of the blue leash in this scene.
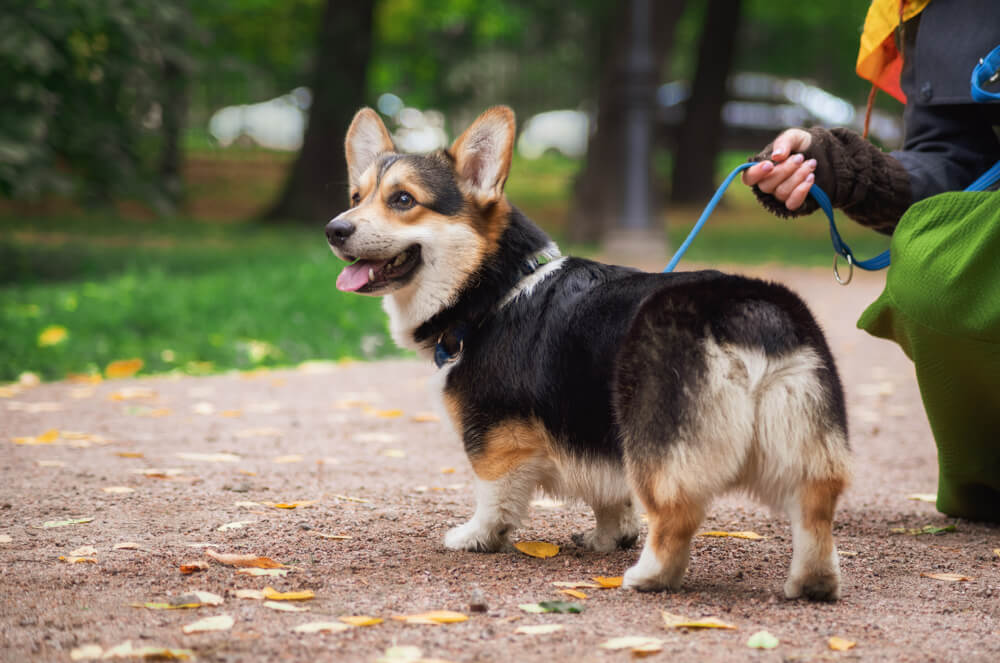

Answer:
[664,159,1000,283]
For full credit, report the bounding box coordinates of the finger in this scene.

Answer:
[770,129,812,163]
[756,153,805,195]
[785,172,815,211]
[741,160,774,186]
[774,159,817,200]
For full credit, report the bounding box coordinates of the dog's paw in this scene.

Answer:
[784,571,840,601]
[444,521,509,552]
[571,528,638,553]
[622,563,679,593]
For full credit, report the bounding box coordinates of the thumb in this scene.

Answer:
[769,129,812,162]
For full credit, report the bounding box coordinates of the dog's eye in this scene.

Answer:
[350,192,361,206]
[390,191,416,210]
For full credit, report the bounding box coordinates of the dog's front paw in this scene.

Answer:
[444,521,509,552]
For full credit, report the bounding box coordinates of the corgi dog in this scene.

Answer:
[326,106,850,600]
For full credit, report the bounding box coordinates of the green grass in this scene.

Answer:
[0,149,891,383]
[0,218,396,381]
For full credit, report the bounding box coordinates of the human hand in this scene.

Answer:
[741,128,817,211]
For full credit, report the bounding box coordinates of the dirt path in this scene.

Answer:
[2,265,998,663]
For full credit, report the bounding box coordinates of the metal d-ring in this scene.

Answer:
[833,253,854,286]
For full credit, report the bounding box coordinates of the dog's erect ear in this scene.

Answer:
[345,108,395,188]
[449,106,515,207]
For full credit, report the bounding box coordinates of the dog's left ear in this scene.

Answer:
[449,106,515,207]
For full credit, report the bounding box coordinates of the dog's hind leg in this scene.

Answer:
[623,483,706,591]
[572,498,641,552]
[783,477,844,601]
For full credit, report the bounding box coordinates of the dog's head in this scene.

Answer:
[327,106,516,304]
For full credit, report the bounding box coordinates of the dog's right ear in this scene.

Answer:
[345,108,395,188]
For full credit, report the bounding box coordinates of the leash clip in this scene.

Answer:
[980,57,1000,84]
[833,253,854,286]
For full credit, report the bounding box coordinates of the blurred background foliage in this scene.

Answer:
[1,0,895,381]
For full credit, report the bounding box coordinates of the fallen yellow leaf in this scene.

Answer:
[234,589,266,600]
[994,548,1000,559]
[59,556,97,564]
[412,412,440,423]
[179,561,208,575]
[591,576,623,588]
[907,493,937,503]
[263,500,318,509]
[514,541,560,559]
[205,549,285,568]
[38,325,68,347]
[67,372,102,384]
[113,542,143,550]
[115,452,145,458]
[37,460,65,468]
[103,486,135,495]
[13,428,60,445]
[380,449,407,458]
[332,494,371,503]
[262,587,315,601]
[552,580,602,589]
[43,517,93,528]
[105,358,144,379]
[662,611,737,630]
[515,624,564,635]
[181,614,234,634]
[921,572,971,582]
[263,601,309,612]
[272,454,304,464]
[238,469,258,476]
[393,610,469,624]
[310,532,352,540]
[109,387,156,401]
[828,636,856,651]
[339,615,384,627]
[236,568,289,577]
[292,621,352,634]
[598,636,664,655]
[558,589,587,600]
[698,531,765,540]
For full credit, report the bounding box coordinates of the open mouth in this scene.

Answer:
[336,245,422,294]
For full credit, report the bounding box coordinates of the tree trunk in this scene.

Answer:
[670,0,742,203]
[160,56,188,207]
[569,0,687,244]
[263,0,375,223]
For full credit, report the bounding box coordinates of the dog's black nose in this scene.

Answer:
[325,219,355,246]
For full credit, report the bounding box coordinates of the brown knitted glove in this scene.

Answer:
[751,127,912,235]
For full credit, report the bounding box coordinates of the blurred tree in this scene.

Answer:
[0,0,192,209]
[569,0,687,243]
[264,0,375,223]
[670,0,742,203]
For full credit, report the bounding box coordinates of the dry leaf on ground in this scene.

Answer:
[262,587,314,601]
[43,517,93,528]
[113,542,144,550]
[412,412,440,423]
[205,549,284,568]
[515,624,565,635]
[698,530,765,540]
[552,581,601,589]
[176,452,240,463]
[234,589,266,600]
[557,589,587,600]
[105,358,144,379]
[309,532,352,540]
[71,642,193,661]
[332,494,371,503]
[376,646,423,663]
[179,561,208,575]
[292,621,353,634]
[264,601,309,612]
[217,521,253,531]
[514,541,559,558]
[994,549,1000,559]
[339,615,384,626]
[591,576,623,588]
[921,572,971,582]
[662,612,737,630]
[103,486,135,494]
[262,500,318,509]
[59,556,97,564]
[828,636,856,651]
[137,591,223,610]
[237,568,289,577]
[393,610,469,625]
[907,493,937,503]
[181,614,234,634]
[13,429,60,445]
[747,631,780,649]
[598,636,665,655]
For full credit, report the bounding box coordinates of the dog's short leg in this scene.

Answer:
[444,467,539,552]
[783,478,843,601]
[572,499,641,552]
[623,491,705,592]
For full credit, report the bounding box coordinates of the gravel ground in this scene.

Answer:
[1,264,998,663]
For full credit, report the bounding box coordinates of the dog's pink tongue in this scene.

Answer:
[337,262,372,292]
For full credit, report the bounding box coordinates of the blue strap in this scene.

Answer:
[971,43,1000,102]
[664,162,890,273]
